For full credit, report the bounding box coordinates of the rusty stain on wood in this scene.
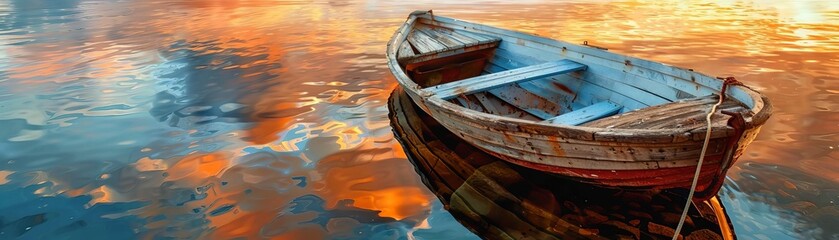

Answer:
[551,81,576,95]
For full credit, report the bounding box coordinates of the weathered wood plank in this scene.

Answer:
[486,84,562,120]
[471,92,541,119]
[481,74,576,115]
[585,96,744,130]
[462,95,487,112]
[397,41,415,60]
[432,93,725,145]
[491,47,544,68]
[426,25,501,45]
[431,27,480,44]
[399,41,499,65]
[430,103,712,156]
[398,25,502,65]
[545,101,623,126]
[457,132,725,170]
[454,97,471,108]
[484,54,578,113]
[415,27,465,48]
[458,29,498,42]
[445,117,729,162]
[426,60,587,100]
[407,28,448,53]
[473,92,501,115]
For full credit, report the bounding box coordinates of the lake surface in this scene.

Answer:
[0,0,837,239]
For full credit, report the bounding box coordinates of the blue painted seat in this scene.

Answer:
[544,101,623,126]
[425,59,587,100]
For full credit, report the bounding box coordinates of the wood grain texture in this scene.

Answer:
[473,92,502,115]
[546,101,623,125]
[415,27,464,48]
[426,60,587,99]
[585,95,745,130]
[397,41,415,60]
[399,23,502,65]
[486,51,579,111]
[486,84,562,120]
[428,26,480,44]
[407,28,447,53]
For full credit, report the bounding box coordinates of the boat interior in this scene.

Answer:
[397,20,750,130]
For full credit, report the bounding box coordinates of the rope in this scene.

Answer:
[672,77,740,240]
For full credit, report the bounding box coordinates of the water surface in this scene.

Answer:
[0,0,837,239]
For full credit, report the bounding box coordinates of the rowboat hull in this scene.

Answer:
[386,11,771,198]
[419,96,763,197]
[388,86,737,239]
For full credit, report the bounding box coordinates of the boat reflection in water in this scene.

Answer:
[388,87,735,240]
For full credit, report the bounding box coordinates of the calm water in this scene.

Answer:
[0,0,837,239]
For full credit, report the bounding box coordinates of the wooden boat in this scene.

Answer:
[386,10,772,198]
[387,87,736,239]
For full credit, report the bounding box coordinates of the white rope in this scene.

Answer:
[672,95,725,240]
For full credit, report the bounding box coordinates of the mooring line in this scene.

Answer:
[672,77,737,240]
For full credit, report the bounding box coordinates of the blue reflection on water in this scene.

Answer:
[0,183,144,239]
[0,0,837,239]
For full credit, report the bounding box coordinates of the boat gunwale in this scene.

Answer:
[386,11,772,143]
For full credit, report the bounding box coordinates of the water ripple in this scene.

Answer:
[0,0,836,239]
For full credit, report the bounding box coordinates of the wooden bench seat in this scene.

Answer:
[424,60,588,100]
[544,101,623,126]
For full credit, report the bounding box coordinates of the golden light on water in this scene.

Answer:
[0,0,836,238]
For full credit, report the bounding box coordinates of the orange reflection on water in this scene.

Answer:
[165,152,231,182]
[353,187,431,220]
[3,0,836,238]
[86,185,123,205]
[317,156,433,220]
[0,170,12,185]
[244,102,311,145]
